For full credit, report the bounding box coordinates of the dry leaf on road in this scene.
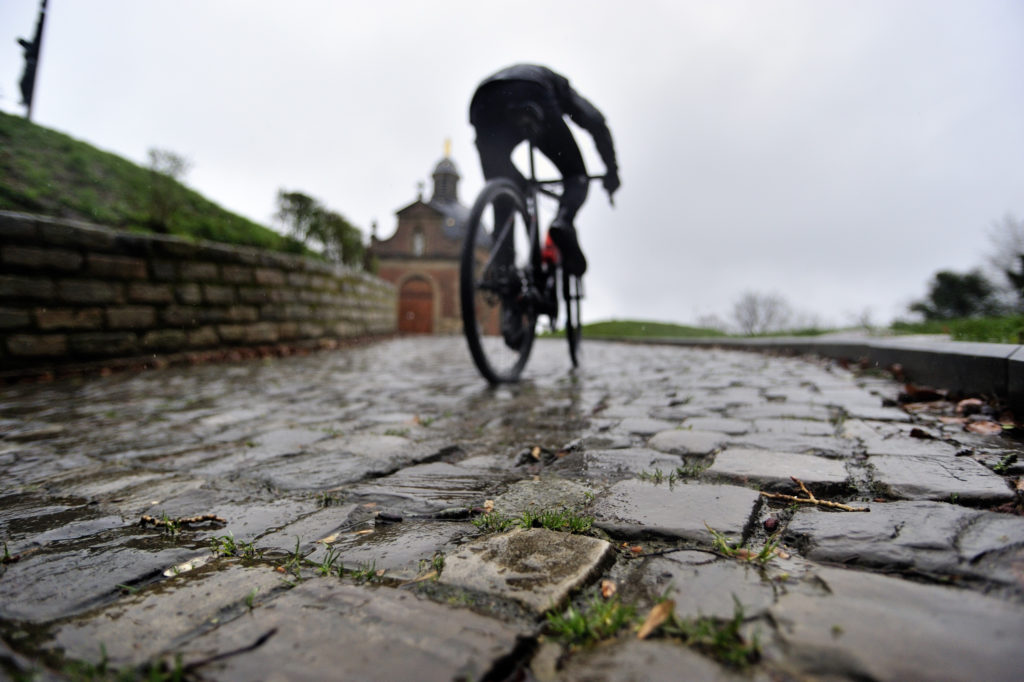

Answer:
[637,600,674,640]
[965,421,1003,435]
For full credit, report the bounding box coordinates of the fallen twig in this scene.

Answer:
[139,513,228,528]
[760,477,869,512]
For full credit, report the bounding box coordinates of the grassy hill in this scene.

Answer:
[0,110,302,253]
[581,319,728,338]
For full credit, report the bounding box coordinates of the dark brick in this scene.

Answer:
[286,303,314,320]
[260,303,284,320]
[187,326,220,347]
[106,306,156,329]
[238,286,271,304]
[128,282,174,303]
[179,262,219,281]
[7,333,68,357]
[163,306,200,327]
[154,239,201,259]
[288,272,311,288]
[87,254,147,279]
[176,283,202,304]
[112,232,155,255]
[151,260,177,281]
[70,332,139,356]
[216,324,246,342]
[202,284,235,305]
[0,307,32,329]
[36,307,104,331]
[57,279,123,304]
[2,245,83,271]
[141,329,187,351]
[277,322,299,339]
[0,275,56,300]
[297,322,326,338]
[225,306,259,322]
[245,322,279,343]
[221,265,254,284]
[254,268,286,286]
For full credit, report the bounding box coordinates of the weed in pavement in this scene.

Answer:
[705,523,779,565]
[546,594,638,647]
[638,468,679,486]
[472,511,517,533]
[317,545,344,577]
[660,597,760,669]
[350,561,385,584]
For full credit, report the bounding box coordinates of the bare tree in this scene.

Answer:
[986,213,1024,312]
[147,148,191,233]
[987,214,1024,275]
[732,292,792,335]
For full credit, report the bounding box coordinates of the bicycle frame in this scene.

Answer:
[522,142,602,324]
[459,142,603,382]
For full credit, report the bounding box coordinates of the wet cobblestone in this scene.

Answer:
[1,337,1022,680]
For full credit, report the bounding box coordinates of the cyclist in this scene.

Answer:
[469,64,620,279]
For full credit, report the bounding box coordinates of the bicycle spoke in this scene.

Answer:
[479,211,517,275]
[460,179,537,383]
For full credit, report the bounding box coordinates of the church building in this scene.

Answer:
[369,151,472,335]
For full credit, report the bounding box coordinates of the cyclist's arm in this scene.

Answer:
[563,90,618,176]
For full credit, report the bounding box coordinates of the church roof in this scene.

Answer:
[373,150,489,254]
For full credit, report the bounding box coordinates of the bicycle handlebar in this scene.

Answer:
[534,175,606,186]
[535,175,614,206]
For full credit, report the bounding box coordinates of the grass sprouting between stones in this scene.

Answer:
[472,508,594,534]
[659,597,761,669]
[546,594,638,647]
[705,523,781,565]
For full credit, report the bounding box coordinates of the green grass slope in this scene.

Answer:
[581,319,727,338]
[0,110,302,253]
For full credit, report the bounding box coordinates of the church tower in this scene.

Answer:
[367,146,472,335]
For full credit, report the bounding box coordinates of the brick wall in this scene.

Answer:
[0,211,396,374]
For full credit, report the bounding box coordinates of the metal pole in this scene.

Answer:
[18,0,49,121]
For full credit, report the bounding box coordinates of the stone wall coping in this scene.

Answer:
[616,334,1024,410]
[0,210,381,283]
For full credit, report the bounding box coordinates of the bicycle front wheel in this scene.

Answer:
[460,179,538,383]
[563,270,583,367]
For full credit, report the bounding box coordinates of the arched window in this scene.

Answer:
[412,226,425,257]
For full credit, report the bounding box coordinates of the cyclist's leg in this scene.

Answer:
[533,118,589,276]
[474,128,526,269]
[473,121,531,349]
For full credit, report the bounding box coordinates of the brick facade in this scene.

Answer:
[369,155,471,335]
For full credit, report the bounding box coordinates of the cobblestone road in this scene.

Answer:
[1,337,1022,680]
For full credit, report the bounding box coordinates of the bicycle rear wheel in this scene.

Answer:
[460,179,538,383]
[563,270,583,367]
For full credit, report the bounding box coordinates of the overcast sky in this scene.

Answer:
[2,0,1022,328]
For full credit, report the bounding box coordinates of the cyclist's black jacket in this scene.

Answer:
[470,64,617,174]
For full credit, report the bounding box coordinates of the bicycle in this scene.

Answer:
[460,142,602,383]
